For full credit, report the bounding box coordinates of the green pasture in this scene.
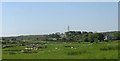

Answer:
[2,40,118,59]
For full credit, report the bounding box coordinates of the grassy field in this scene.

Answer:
[2,40,118,59]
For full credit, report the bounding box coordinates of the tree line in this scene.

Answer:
[45,31,120,43]
[2,31,120,43]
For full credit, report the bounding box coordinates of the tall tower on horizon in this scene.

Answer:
[68,26,70,31]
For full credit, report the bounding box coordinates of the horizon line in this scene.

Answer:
[1,30,118,37]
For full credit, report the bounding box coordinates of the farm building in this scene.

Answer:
[104,34,116,40]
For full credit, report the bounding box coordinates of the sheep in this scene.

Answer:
[71,47,73,49]
[55,48,58,49]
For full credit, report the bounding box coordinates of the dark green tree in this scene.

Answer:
[113,31,120,40]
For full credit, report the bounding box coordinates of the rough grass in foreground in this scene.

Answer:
[2,40,118,59]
